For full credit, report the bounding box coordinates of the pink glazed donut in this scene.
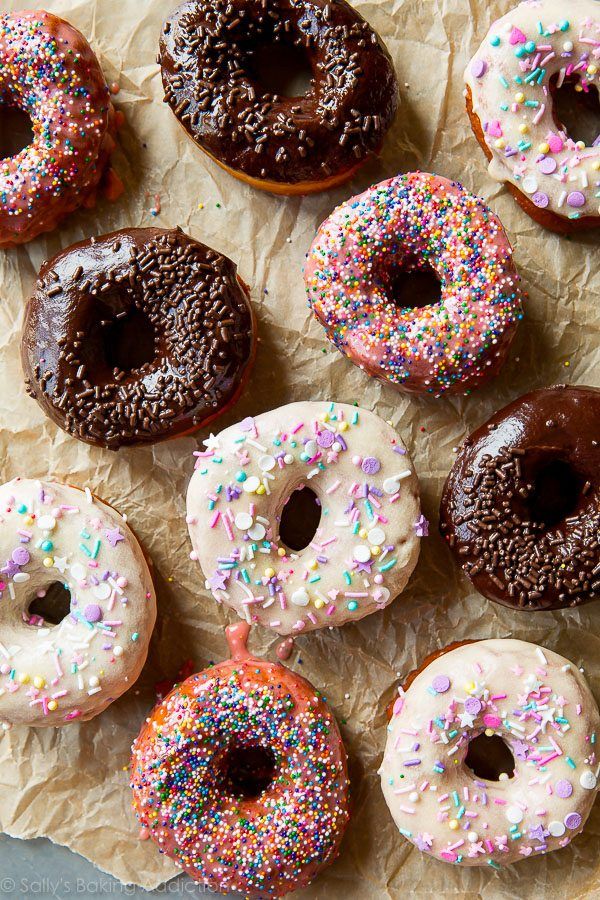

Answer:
[0,10,117,246]
[305,172,524,396]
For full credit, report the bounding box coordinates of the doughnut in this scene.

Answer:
[440,385,600,611]
[21,227,256,450]
[465,0,600,233]
[380,639,600,867]
[0,478,156,728]
[0,11,117,246]
[130,621,350,897]
[159,0,398,195]
[186,401,422,635]
[304,173,524,397]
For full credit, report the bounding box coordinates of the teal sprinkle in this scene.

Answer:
[233,436,246,443]
[514,75,523,84]
[556,716,568,724]
[591,733,596,745]
[514,46,527,58]
[524,68,540,83]
[351,411,359,425]
[525,40,536,52]
[434,717,445,728]
[71,663,78,674]
[457,806,465,820]
[536,68,546,84]
[347,600,358,612]
[212,457,222,464]
[9,669,15,680]
[524,100,539,107]
[452,791,460,807]
[132,632,139,641]
[216,484,222,493]
[92,539,101,560]
[433,765,444,773]
[343,571,351,585]
[499,75,509,89]
[448,729,458,739]
[329,402,335,412]
[537,20,543,34]
[41,540,53,552]
[308,575,321,583]
[365,500,374,520]
[427,686,437,697]
[241,569,250,584]
[79,543,92,558]
[490,35,500,47]
[511,832,522,841]
[208,500,215,511]
[80,530,91,540]
[568,213,581,220]
[199,468,208,476]
[488,859,500,870]
[400,829,412,838]
[500,103,509,111]
[251,543,258,551]
[566,757,576,769]
[352,521,359,534]
[17,504,27,514]
[378,558,397,573]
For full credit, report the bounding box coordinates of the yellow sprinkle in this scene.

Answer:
[308,560,318,571]
[564,360,570,367]
[485,727,494,737]
[33,675,45,689]
[371,545,381,556]
[575,83,583,92]
[277,548,286,557]
[576,141,585,151]
[264,567,275,579]
[494,138,506,149]
[464,681,475,692]
[339,421,349,432]
[593,161,600,171]
[518,123,529,134]
[43,557,54,568]
[449,819,459,831]
[18,673,30,684]
[358,528,367,539]
[197,203,204,209]
[514,92,525,103]
[538,142,550,153]
[24,516,34,527]
[587,64,598,75]
[256,485,266,495]
[314,598,325,610]
[47,700,58,712]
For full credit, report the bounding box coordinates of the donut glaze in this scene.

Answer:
[159,0,398,194]
[380,639,600,867]
[465,0,600,233]
[304,173,524,396]
[440,385,600,611]
[22,228,256,450]
[186,401,422,635]
[130,622,350,897]
[0,478,156,728]
[0,11,116,246]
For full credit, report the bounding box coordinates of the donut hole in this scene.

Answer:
[278,486,321,551]
[27,582,72,627]
[385,263,442,311]
[527,458,584,529]
[87,303,159,376]
[251,41,313,98]
[465,733,515,782]
[0,105,34,160]
[550,74,600,147]
[220,744,277,799]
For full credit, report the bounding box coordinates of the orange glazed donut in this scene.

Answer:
[130,623,350,897]
[0,11,117,246]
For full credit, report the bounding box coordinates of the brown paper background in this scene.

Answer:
[0,0,599,896]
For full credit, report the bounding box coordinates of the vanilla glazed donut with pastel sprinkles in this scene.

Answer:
[380,639,600,868]
[186,401,422,636]
[304,173,524,397]
[0,478,156,728]
[130,621,350,897]
[0,10,118,246]
[465,0,600,233]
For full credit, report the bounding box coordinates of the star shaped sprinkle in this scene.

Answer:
[524,673,542,693]
[458,711,475,728]
[528,825,547,842]
[414,514,429,537]
[105,528,124,548]
[53,557,68,574]
[512,739,529,760]
[209,571,229,592]
[203,433,221,452]
[414,833,433,851]
[1,560,20,577]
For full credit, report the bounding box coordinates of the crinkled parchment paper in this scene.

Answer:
[0,0,599,896]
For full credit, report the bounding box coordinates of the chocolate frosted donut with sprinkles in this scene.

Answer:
[0,10,117,246]
[130,621,350,897]
[186,401,422,635]
[159,0,398,194]
[440,385,600,611]
[465,0,600,233]
[305,173,524,396]
[0,478,156,728]
[21,227,255,450]
[380,639,600,868]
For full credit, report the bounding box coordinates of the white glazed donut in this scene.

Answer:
[186,401,422,635]
[465,0,600,230]
[0,479,156,728]
[380,639,600,868]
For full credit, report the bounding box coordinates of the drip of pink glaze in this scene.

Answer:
[276,637,294,661]
[138,826,151,841]
[225,621,251,660]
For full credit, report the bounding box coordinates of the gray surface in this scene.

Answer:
[0,833,214,897]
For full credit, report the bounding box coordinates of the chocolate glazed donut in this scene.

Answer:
[21,228,256,450]
[440,385,600,611]
[159,0,398,194]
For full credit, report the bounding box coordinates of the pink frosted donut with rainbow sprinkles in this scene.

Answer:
[304,172,524,396]
[0,10,117,246]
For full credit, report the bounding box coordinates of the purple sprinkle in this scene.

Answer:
[464,697,482,715]
[538,157,557,175]
[393,446,407,455]
[84,604,102,623]
[532,192,549,208]
[555,779,573,799]
[11,547,30,566]
[471,58,487,78]
[404,759,421,767]
[361,456,381,475]
[432,675,450,694]
[316,430,334,448]
[335,435,347,451]
[239,417,255,432]
[567,191,586,208]
[565,812,582,830]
